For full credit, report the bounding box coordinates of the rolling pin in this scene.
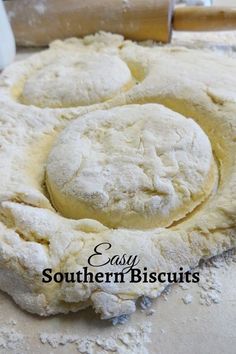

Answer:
[4,0,236,46]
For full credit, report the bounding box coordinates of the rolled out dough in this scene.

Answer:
[0,32,235,319]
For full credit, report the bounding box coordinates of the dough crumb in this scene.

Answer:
[0,326,24,350]
[39,323,152,354]
[182,294,193,304]
[111,314,130,326]
[139,296,153,310]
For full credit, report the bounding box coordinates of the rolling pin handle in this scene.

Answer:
[173,6,236,32]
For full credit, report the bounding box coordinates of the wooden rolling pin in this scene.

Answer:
[4,0,236,46]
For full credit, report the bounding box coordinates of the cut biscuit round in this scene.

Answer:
[20,53,132,108]
[46,104,215,229]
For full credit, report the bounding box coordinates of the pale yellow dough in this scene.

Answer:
[21,53,133,108]
[46,104,215,229]
[0,33,235,319]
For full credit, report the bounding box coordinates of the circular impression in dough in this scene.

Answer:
[46,104,215,229]
[20,53,132,108]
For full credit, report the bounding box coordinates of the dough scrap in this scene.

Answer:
[0,32,235,319]
[46,104,215,229]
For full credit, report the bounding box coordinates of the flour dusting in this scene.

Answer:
[34,3,46,15]
[0,324,24,351]
[179,249,236,306]
[198,250,236,305]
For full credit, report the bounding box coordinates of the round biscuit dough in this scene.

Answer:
[46,104,215,229]
[21,53,132,108]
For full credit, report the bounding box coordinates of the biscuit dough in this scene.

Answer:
[46,104,215,229]
[0,32,235,319]
[21,53,133,108]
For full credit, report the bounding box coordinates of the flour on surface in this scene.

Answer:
[198,250,236,306]
[178,249,236,306]
[0,323,24,351]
